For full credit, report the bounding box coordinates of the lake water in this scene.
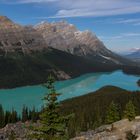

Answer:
[0,71,139,114]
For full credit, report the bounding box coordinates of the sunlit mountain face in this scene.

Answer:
[1,0,140,52]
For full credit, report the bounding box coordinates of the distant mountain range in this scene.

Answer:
[125,48,140,59]
[0,15,139,88]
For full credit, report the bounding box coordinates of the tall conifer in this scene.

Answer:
[29,75,72,140]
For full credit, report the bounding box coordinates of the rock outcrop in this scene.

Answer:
[1,117,140,139]
[0,121,40,140]
[0,16,47,55]
[72,117,140,140]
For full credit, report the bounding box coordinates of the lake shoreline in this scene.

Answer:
[0,71,139,114]
[0,69,140,90]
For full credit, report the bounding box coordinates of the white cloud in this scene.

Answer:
[2,0,140,18]
[20,0,58,3]
[116,18,140,26]
[1,0,58,4]
[49,0,140,18]
[122,33,140,37]
[100,32,140,41]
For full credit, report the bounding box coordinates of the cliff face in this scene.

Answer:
[0,16,47,55]
[0,16,115,60]
[35,21,133,66]
[35,21,112,57]
[0,16,134,66]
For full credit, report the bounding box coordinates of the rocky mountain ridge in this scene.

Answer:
[0,16,135,66]
[35,20,129,66]
[34,20,107,56]
[0,15,133,66]
[0,16,46,55]
[126,49,140,59]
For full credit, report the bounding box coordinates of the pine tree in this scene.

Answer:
[29,107,39,122]
[11,109,18,123]
[22,106,29,122]
[105,101,120,124]
[137,79,140,87]
[29,75,73,140]
[0,104,5,128]
[5,111,11,124]
[124,100,136,121]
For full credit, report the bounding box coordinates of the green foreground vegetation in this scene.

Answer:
[0,81,140,139]
[61,86,140,137]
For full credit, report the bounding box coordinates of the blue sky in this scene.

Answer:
[0,0,140,52]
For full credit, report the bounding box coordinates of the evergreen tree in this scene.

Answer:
[137,79,140,87]
[29,75,73,140]
[22,106,29,122]
[105,101,120,124]
[0,104,5,128]
[11,109,18,123]
[124,100,136,121]
[29,107,39,122]
[5,111,11,124]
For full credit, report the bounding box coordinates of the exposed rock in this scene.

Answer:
[52,70,71,80]
[72,117,140,140]
[1,117,140,139]
[0,122,29,139]
[0,16,47,55]
[35,21,111,57]
[35,20,134,66]
[0,15,136,67]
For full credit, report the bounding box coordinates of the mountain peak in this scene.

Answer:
[130,48,140,52]
[0,16,12,23]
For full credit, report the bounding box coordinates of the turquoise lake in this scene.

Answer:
[0,71,139,114]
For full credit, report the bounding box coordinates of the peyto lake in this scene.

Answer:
[0,71,139,114]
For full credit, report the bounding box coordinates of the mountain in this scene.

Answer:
[0,16,139,88]
[35,21,131,66]
[0,16,47,54]
[126,48,140,59]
